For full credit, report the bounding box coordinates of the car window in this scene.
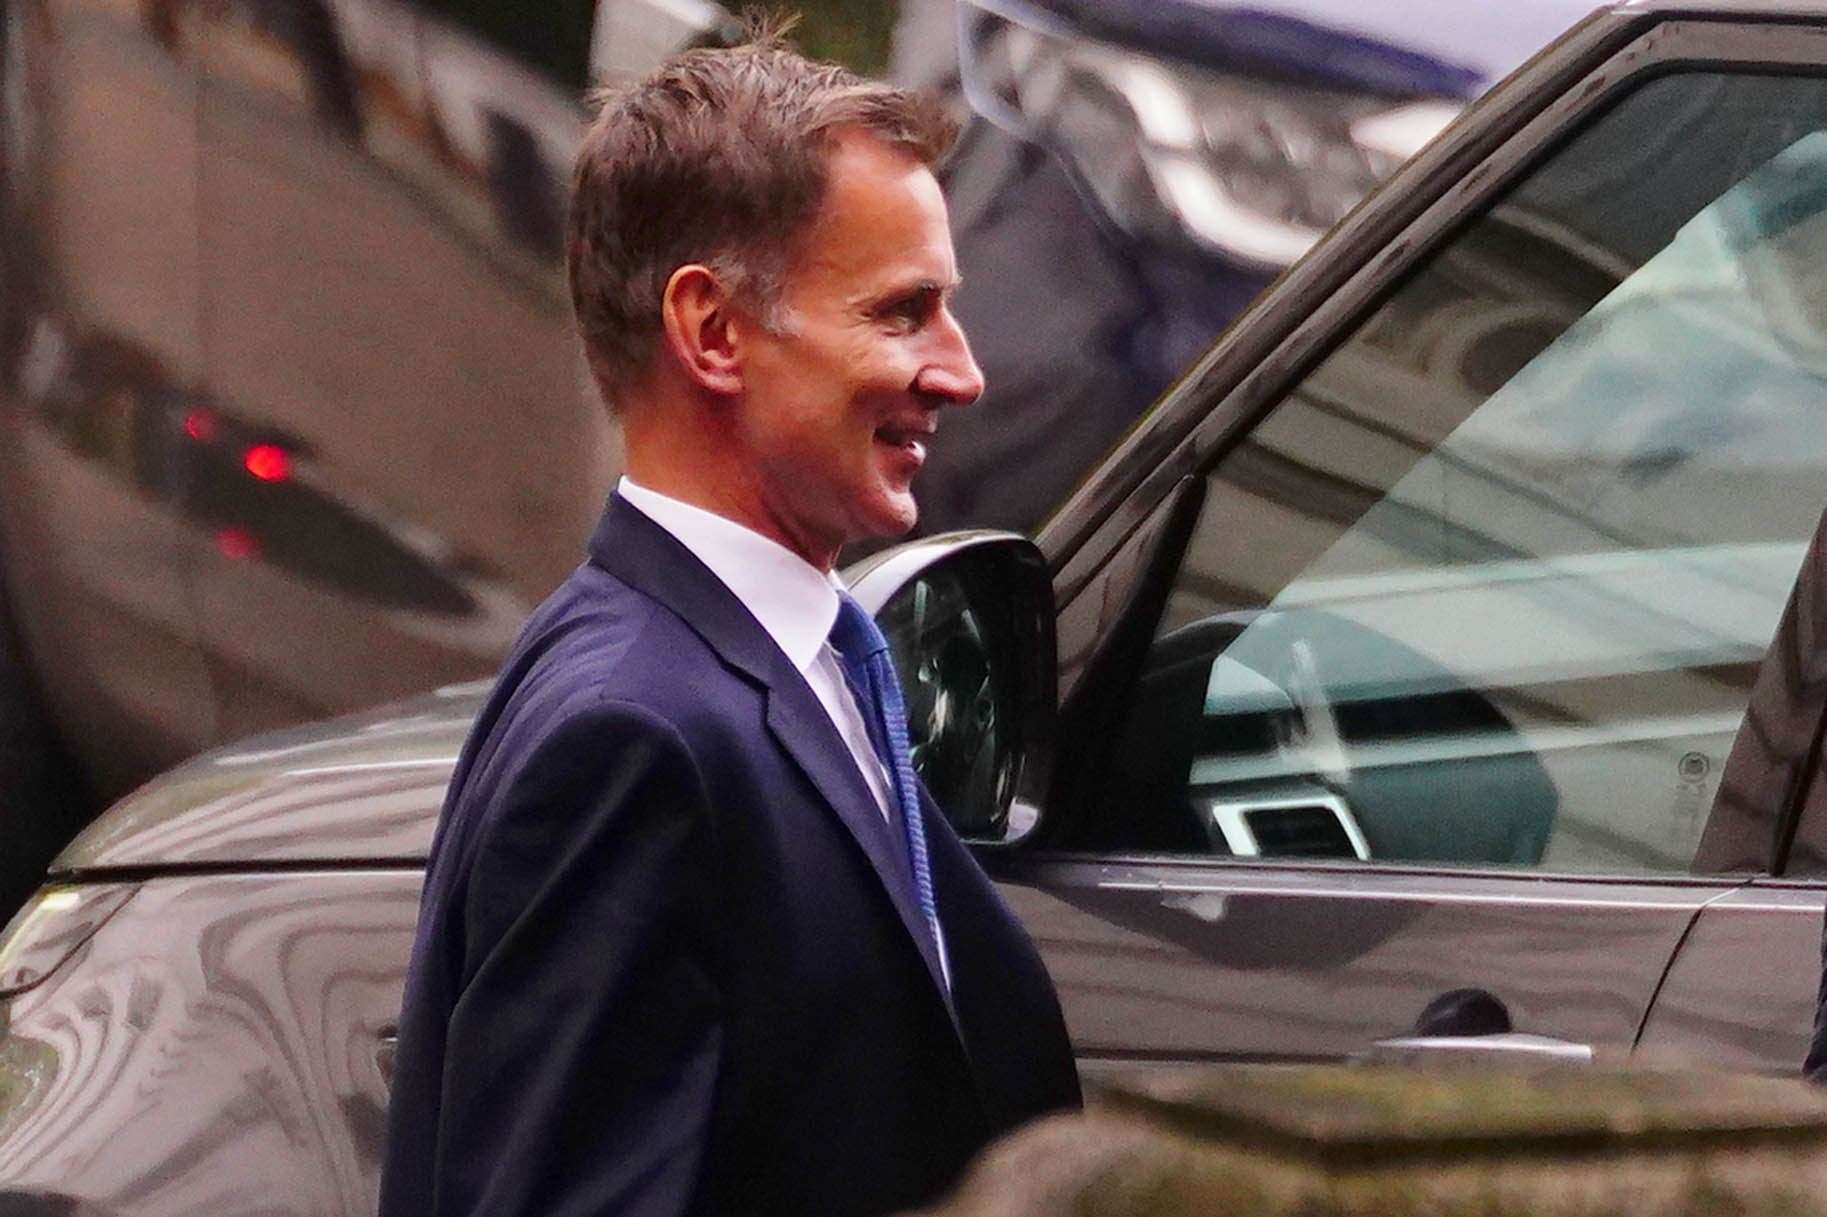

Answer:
[1069,70,1827,874]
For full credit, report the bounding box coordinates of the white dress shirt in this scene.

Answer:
[617,478,950,987]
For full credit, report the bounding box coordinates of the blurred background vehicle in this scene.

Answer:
[0,0,1588,919]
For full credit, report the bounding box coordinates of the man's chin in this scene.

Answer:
[853,494,920,544]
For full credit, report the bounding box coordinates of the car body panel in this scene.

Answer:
[49,686,478,872]
[0,0,604,843]
[0,0,220,795]
[187,0,602,742]
[989,854,1739,1068]
[0,870,415,1216]
[1638,883,1825,1073]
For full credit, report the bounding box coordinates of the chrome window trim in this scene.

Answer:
[992,849,1762,893]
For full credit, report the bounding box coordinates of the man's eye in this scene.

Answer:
[880,292,936,328]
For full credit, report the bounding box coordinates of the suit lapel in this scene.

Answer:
[587,496,961,1032]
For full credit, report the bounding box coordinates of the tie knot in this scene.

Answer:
[830,592,889,664]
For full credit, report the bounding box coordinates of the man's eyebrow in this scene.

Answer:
[877,277,962,303]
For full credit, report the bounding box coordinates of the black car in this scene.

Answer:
[10,1,1827,1213]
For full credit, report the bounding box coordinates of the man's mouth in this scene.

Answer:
[873,422,933,461]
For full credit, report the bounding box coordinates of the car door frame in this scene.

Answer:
[985,5,1827,1076]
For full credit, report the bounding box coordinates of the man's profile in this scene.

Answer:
[378,22,1080,1217]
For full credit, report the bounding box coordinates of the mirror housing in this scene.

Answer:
[845,531,1056,845]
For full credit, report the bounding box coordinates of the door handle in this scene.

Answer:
[375,1024,399,1088]
[1369,988,1592,1064]
[1368,1032,1594,1064]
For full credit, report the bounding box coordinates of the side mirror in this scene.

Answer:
[845,531,1055,845]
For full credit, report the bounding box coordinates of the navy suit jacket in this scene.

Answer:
[379,496,1080,1217]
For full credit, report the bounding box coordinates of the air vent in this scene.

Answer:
[1198,787,1372,860]
[1244,805,1356,858]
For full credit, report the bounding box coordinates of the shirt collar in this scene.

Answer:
[616,477,841,674]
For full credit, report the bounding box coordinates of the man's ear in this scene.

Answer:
[659,264,745,396]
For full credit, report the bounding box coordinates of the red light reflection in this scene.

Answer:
[183,409,218,442]
[243,443,291,482]
[215,528,260,560]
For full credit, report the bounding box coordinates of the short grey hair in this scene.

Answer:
[566,23,957,405]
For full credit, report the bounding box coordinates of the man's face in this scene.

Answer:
[734,131,984,567]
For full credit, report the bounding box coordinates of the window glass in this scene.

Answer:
[1082,72,1827,874]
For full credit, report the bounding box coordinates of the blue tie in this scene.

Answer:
[829,593,946,988]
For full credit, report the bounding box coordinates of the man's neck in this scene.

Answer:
[622,456,838,573]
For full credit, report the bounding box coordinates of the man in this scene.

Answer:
[377,28,1081,1217]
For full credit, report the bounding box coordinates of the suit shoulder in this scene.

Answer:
[466,562,748,780]
[507,566,711,713]
[436,583,714,874]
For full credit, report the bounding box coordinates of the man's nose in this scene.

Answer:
[915,308,986,407]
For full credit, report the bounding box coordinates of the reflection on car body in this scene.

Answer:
[0,0,619,915]
[18,2,1827,1214]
